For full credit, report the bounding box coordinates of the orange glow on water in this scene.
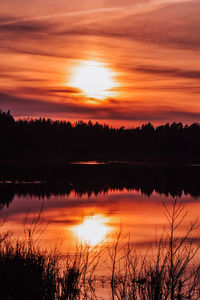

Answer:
[1,189,200,254]
[72,215,111,246]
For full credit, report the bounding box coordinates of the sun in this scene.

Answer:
[73,215,111,246]
[70,61,116,100]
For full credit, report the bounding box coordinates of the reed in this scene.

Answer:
[0,199,200,299]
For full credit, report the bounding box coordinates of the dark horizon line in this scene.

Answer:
[3,109,200,130]
[2,108,200,163]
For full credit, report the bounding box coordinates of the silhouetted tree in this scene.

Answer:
[1,109,200,162]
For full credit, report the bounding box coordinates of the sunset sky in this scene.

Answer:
[0,0,200,126]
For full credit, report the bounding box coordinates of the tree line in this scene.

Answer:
[1,109,200,162]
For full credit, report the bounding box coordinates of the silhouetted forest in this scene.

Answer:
[1,109,200,162]
[1,164,200,209]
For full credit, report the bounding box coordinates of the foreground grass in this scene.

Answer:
[0,199,200,299]
[0,242,57,300]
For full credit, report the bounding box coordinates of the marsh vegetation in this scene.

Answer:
[0,199,200,299]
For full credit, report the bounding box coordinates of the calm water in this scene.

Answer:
[0,183,200,252]
[1,174,200,298]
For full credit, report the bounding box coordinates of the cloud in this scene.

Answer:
[0,7,124,28]
[55,0,200,50]
[0,0,199,63]
[0,0,199,125]
[1,91,200,123]
[17,87,80,95]
[0,44,75,59]
[122,83,200,94]
[0,73,50,83]
[1,0,199,51]
[133,65,200,80]
[0,22,49,33]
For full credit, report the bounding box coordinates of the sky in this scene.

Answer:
[0,0,200,126]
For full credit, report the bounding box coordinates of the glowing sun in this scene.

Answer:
[70,61,116,100]
[73,215,111,246]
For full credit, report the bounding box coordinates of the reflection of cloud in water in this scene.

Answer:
[0,189,200,253]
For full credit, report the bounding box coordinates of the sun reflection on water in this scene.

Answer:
[73,215,111,246]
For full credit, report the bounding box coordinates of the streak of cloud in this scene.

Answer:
[0,0,189,28]
[0,7,125,27]
[1,92,200,123]
[133,65,200,80]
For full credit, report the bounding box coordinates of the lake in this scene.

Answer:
[0,163,200,298]
[1,184,200,252]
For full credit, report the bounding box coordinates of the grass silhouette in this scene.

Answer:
[0,199,200,299]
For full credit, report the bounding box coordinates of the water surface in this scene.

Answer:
[0,183,200,253]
